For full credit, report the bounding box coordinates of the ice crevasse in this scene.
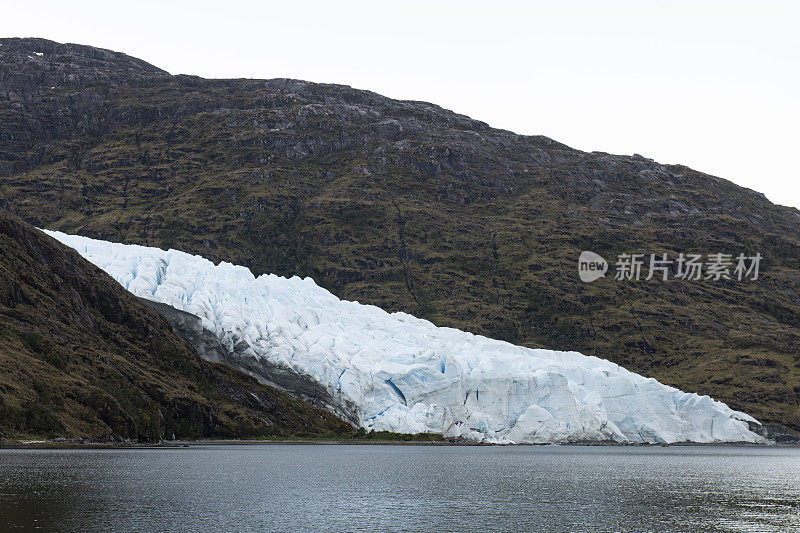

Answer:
[46,230,764,444]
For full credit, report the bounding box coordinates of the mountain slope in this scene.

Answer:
[0,209,350,440]
[1,38,798,431]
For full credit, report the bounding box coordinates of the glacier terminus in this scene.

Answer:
[46,230,764,444]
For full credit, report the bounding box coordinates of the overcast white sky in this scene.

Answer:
[3,0,799,208]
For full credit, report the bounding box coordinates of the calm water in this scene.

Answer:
[1,444,799,532]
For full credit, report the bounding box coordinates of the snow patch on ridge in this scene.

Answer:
[46,230,763,444]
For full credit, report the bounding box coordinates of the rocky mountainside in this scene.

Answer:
[0,209,350,441]
[1,38,799,431]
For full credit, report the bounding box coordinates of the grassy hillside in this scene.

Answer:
[1,38,798,431]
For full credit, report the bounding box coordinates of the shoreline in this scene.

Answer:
[3,438,798,450]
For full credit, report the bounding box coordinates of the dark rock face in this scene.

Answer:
[142,299,360,425]
[748,422,800,445]
[0,38,168,176]
[0,37,798,434]
[0,37,166,92]
[140,299,231,364]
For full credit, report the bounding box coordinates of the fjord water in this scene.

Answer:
[1,445,798,532]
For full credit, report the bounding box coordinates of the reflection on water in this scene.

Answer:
[1,445,799,532]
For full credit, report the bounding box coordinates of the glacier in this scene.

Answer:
[45,230,764,444]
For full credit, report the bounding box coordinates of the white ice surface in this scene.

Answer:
[46,230,763,444]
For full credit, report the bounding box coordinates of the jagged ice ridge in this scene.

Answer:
[46,230,763,444]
